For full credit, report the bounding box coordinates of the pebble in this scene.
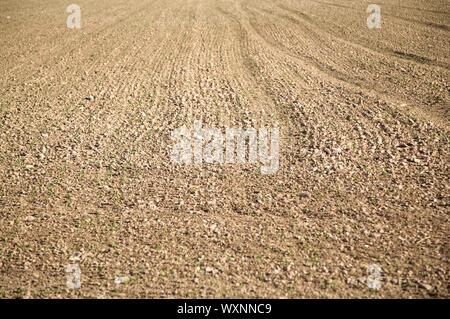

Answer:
[114,276,131,285]
[299,191,310,198]
[24,216,36,222]
[420,282,433,292]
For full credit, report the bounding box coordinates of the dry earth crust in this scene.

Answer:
[0,0,449,298]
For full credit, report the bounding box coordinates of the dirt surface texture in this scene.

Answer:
[0,0,449,298]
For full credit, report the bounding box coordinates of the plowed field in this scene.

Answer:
[0,0,449,298]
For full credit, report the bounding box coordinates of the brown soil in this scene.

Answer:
[0,0,448,298]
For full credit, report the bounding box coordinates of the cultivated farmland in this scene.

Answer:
[0,0,449,298]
